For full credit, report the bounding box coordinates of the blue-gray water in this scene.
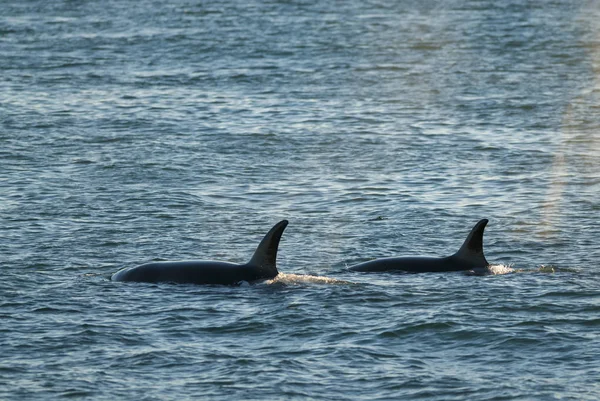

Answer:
[1,0,600,399]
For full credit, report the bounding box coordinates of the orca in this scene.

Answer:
[348,219,489,273]
[112,220,288,285]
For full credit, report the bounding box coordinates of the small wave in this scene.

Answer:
[537,265,579,273]
[538,265,557,273]
[265,273,352,286]
[465,264,515,276]
[466,264,579,276]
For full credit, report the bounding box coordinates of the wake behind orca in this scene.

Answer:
[112,220,288,285]
[348,219,490,273]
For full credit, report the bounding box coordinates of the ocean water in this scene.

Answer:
[1,0,599,399]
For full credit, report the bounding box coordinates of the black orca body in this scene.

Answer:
[112,220,288,285]
[349,219,489,273]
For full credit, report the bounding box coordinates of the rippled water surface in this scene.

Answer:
[1,0,600,400]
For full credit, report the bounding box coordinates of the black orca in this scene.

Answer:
[348,219,489,273]
[112,220,288,285]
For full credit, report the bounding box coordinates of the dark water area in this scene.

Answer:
[1,0,599,399]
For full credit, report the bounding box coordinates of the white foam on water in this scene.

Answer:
[466,264,515,276]
[265,273,352,285]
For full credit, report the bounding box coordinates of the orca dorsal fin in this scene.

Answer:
[248,220,288,275]
[453,219,489,267]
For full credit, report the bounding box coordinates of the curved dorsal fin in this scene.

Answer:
[248,220,288,275]
[453,219,489,266]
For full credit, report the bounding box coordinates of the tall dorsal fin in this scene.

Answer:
[248,220,288,275]
[453,219,489,266]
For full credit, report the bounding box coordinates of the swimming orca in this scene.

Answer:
[111,220,288,285]
[348,219,489,273]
